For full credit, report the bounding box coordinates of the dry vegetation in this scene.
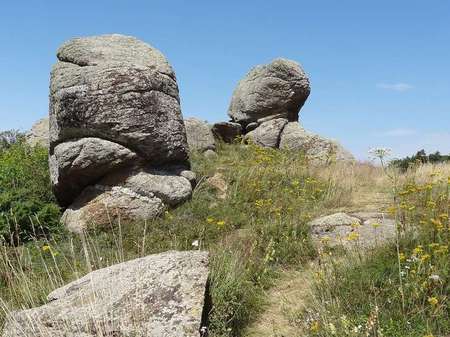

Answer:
[0,139,448,337]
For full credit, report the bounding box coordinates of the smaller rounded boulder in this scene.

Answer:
[228,58,310,125]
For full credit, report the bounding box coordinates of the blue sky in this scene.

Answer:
[1,0,449,160]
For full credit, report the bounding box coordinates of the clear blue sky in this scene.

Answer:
[1,0,449,160]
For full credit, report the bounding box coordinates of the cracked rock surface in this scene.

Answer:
[3,251,210,337]
[309,212,396,248]
[49,34,193,231]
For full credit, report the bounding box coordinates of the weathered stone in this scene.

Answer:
[62,166,192,232]
[62,184,164,233]
[48,34,193,231]
[26,118,49,148]
[3,251,210,337]
[184,118,215,153]
[228,58,310,124]
[49,34,188,165]
[280,122,354,165]
[50,137,139,206]
[309,212,396,248]
[100,167,192,207]
[309,213,361,235]
[211,122,242,143]
[245,118,288,148]
[179,170,197,186]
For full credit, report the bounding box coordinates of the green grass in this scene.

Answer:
[0,142,340,336]
[293,170,450,337]
[3,139,446,337]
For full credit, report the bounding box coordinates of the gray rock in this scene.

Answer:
[309,212,396,248]
[279,122,354,165]
[50,137,139,206]
[211,122,242,143]
[184,118,215,152]
[62,184,165,233]
[203,149,218,158]
[48,34,193,231]
[228,58,310,124]
[3,250,209,337]
[49,34,188,165]
[62,166,192,233]
[245,118,288,148]
[100,167,193,207]
[26,118,49,148]
[310,213,361,235]
[179,170,197,186]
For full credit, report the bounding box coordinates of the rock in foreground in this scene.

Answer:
[3,251,209,337]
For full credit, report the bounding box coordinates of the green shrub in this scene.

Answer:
[390,149,450,172]
[0,139,61,244]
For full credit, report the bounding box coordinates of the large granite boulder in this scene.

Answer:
[50,34,188,166]
[3,250,210,337]
[280,122,354,165]
[184,118,216,153]
[228,58,310,125]
[26,118,49,148]
[49,34,193,230]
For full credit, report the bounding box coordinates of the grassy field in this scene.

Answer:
[0,141,448,337]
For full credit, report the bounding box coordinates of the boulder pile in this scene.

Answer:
[215,58,354,164]
[49,34,195,233]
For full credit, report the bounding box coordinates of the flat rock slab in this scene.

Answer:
[3,250,209,337]
[309,212,396,248]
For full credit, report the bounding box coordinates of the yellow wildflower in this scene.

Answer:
[310,321,320,333]
[413,245,424,255]
[428,296,438,306]
[351,222,360,229]
[420,254,431,262]
[399,252,406,262]
[42,245,51,252]
[216,220,225,227]
[430,218,444,231]
[346,232,360,241]
[206,217,215,224]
